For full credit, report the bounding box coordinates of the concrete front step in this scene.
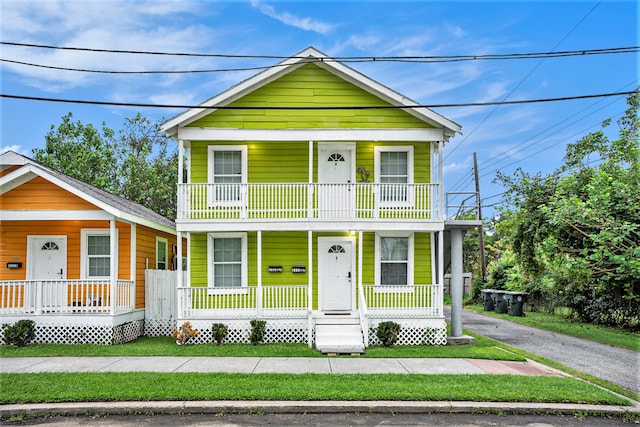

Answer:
[315,323,364,354]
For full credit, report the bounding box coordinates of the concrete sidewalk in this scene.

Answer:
[0,356,560,376]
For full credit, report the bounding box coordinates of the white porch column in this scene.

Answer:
[308,140,314,219]
[450,228,464,338]
[130,223,136,312]
[437,230,444,316]
[110,218,117,314]
[257,230,263,316]
[438,141,444,220]
[307,230,313,348]
[176,232,183,287]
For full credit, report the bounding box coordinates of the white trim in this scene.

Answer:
[317,236,356,312]
[374,232,414,292]
[161,47,460,136]
[0,210,113,221]
[26,235,68,280]
[130,224,136,281]
[207,145,248,207]
[156,236,169,270]
[176,127,446,142]
[207,232,248,294]
[374,145,414,208]
[80,228,119,280]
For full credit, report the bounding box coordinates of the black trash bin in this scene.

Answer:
[481,289,495,311]
[504,291,527,316]
[491,290,508,314]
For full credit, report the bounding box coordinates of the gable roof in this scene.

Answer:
[0,151,176,233]
[161,46,461,139]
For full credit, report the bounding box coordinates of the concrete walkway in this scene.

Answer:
[447,307,640,394]
[0,356,559,376]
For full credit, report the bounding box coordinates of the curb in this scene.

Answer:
[2,400,639,419]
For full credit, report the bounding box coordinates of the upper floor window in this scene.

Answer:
[208,145,248,205]
[156,237,168,270]
[375,146,414,204]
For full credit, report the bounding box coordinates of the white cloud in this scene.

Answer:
[443,156,473,175]
[250,0,334,35]
[1,144,30,156]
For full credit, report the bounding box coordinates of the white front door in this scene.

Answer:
[317,144,355,218]
[27,236,67,310]
[318,237,355,312]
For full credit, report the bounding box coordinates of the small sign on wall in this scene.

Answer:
[291,266,306,274]
[268,266,283,273]
[6,262,23,269]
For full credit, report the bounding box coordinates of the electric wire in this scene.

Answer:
[1,90,635,110]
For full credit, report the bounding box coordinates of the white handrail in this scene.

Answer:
[178,183,438,221]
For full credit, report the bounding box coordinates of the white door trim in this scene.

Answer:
[26,235,68,280]
[317,236,356,312]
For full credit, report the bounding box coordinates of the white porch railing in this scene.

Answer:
[0,280,135,315]
[177,183,439,221]
[361,284,443,318]
[178,285,308,319]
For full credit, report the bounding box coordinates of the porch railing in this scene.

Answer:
[0,280,135,315]
[177,183,439,221]
[178,285,308,319]
[361,284,443,318]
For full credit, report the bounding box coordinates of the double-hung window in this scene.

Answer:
[208,232,247,293]
[375,233,413,290]
[208,145,247,206]
[81,229,116,279]
[375,146,413,205]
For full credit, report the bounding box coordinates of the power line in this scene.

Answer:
[2,41,636,62]
[1,90,635,110]
[444,2,603,162]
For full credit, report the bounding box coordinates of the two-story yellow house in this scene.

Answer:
[161,47,472,353]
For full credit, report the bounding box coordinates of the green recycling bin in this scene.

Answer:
[481,289,495,311]
[504,291,527,316]
[491,290,508,314]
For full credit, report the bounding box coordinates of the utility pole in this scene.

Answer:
[473,152,487,282]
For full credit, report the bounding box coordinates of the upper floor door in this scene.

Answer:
[317,143,355,218]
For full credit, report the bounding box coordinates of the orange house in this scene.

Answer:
[0,151,182,344]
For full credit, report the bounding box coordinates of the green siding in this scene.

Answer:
[189,64,434,130]
[190,140,430,185]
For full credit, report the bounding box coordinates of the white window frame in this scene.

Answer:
[374,232,414,293]
[207,145,248,207]
[80,229,118,280]
[374,145,414,207]
[156,237,168,270]
[207,232,248,294]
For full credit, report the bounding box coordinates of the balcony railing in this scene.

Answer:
[177,183,439,221]
[178,285,309,319]
[0,280,135,315]
[361,284,443,318]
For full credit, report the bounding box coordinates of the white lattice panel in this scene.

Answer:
[3,320,145,345]
[367,318,447,346]
[144,319,174,337]
[173,319,308,345]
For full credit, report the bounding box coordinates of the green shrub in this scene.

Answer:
[2,319,36,347]
[376,321,401,347]
[211,323,228,345]
[249,320,266,345]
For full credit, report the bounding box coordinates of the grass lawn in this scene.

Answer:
[0,372,630,406]
[464,304,639,352]
[0,334,524,361]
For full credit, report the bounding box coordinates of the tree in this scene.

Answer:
[33,113,178,220]
[492,90,639,330]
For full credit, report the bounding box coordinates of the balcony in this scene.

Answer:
[177,183,440,226]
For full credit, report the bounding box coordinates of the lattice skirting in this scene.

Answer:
[0,319,145,345]
[367,318,448,346]
[144,318,175,337]
[174,318,309,345]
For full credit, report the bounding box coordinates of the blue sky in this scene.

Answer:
[1,0,637,217]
